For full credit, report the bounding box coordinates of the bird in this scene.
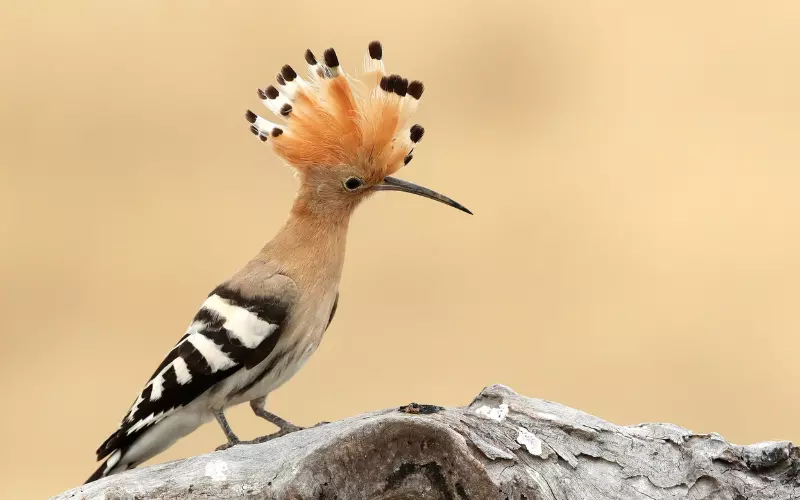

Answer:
[85,40,471,484]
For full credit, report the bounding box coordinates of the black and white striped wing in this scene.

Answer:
[95,282,293,462]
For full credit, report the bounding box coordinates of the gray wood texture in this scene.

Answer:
[53,385,800,499]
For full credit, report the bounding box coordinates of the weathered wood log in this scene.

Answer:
[52,385,800,499]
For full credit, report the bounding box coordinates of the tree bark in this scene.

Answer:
[53,385,800,499]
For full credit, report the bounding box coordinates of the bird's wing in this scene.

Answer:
[95,274,298,461]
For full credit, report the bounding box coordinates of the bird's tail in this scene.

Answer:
[84,448,124,484]
[84,462,107,484]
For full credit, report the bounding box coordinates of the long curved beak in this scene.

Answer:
[375,176,472,215]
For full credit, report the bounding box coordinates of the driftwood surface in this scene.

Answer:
[53,384,800,499]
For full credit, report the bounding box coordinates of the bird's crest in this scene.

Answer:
[245,41,425,183]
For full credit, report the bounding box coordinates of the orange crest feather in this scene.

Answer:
[245,42,425,182]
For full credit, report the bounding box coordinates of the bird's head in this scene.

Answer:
[245,41,471,219]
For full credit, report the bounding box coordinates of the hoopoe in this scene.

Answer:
[85,41,470,484]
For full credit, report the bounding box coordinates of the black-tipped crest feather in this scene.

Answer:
[394,77,409,97]
[265,85,280,99]
[410,124,424,143]
[280,65,297,82]
[408,81,424,100]
[323,48,339,68]
[368,40,383,60]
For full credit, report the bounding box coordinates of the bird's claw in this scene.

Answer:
[282,423,304,433]
[248,425,304,444]
[215,439,241,451]
[215,423,312,450]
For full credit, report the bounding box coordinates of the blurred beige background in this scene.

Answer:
[2,0,800,498]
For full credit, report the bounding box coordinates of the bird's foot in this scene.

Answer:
[215,437,241,451]
[280,422,304,433]
[247,424,304,445]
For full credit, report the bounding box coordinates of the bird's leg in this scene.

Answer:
[213,409,241,451]
[248,396,303,440]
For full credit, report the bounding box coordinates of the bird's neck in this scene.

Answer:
[257,194,352,290]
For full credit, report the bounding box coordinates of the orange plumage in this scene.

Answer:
[246,42,424,184]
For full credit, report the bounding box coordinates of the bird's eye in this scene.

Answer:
[343,177,364,191]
